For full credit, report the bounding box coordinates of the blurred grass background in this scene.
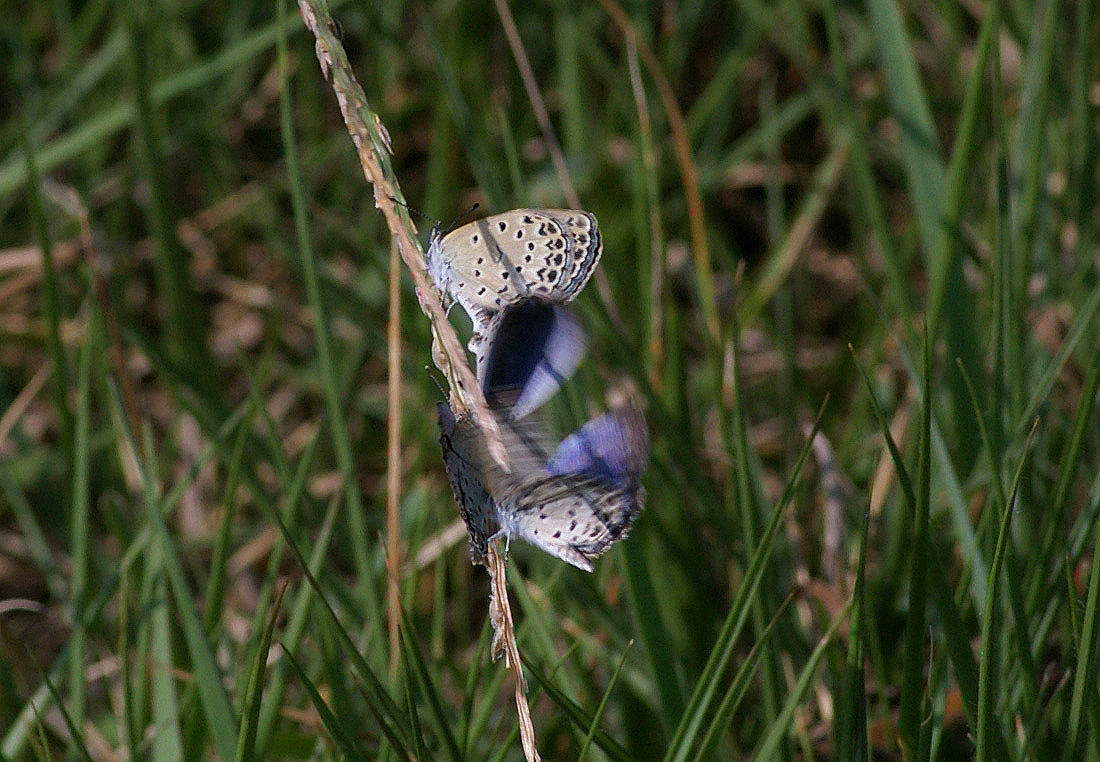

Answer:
[2,0,1099,760]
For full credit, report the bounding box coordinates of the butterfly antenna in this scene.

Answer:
[424,365,449,397]
[438,202,481,235]
[389,197,441,229]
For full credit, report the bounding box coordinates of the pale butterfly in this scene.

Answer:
[426,208,602,353]
[438,400,648,571]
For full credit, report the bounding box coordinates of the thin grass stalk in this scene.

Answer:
[838,499,873,762]
[621,532,684,732]
[752,597,852,760]
[387,235,404,680]
[56,288,94,760]
[125,9,213,392]
[419,10,507,210]
[663,399,826,762]
[1066,0,1098,272]
[1062,493,1100,762]
[253,471,340,753]
[519,653,633,762]
[0,368,52,472]
[400,650,430,762]
[234,583,287,762]
[491,0,579,210]
[15,26,124,152]
[898,331,932,759]
[1009,0,1059,280]
[575,641,633,762]
[690,594,797,762]
[552,10,585,155]
[820,0,915,343]
[988,0,1011,459]
[262,492,418,753]
[504,561,583,698]
[119,411,239,761]
[495,105,526,201]
[760,77,800,489]
[281,647,374,762]
[19,111,72,456]
[725,327,782,735]
[35,667,94,762]
[394,598,463,762]
[202,408,252,633]
[149,566,185,761]
[866,0,946,326]
[624,35,666,389]
[977,422,1038,760]
[488,539,542,762]
[490,0,623,329]
[73,184,147,489]
[1018,285,1100,431]
[597,0,718,346]
[933,0,996,344]
[118,570,139,760]
[852,335,995,680]
[737,136,850,327]
[296,0,509,470]
[1028,359,1100,612]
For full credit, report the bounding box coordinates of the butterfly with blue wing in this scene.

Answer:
[437,297,648,570]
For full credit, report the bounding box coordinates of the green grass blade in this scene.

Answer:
[898,330,932,758]
[621,533,685,732]
[837,501,872,762]
[260,496,416,753]
[234,584,286,762]
[664,400,826,762]
[690,594,797,762]
[281,646,372,762]
[396,603,463,762]
[64,292,95,756]
[520,651,633,762]
[866,0,945,293]
[977,423,1037,761]
[18,108,71,452]
[751,598,851,760]
[575,641,633,762]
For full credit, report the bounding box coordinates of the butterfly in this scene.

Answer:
[426,208,602,347]
[438,400,647,571]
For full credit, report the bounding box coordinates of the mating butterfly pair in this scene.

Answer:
[428,210,647,571]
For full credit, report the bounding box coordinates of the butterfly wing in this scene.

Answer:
[437,402,498,564]
[497,473,644,572]
[547,404,649,487]
[439,402,648,572]
[478,299,587,418]
[547,209,602,300]
[426,209,601,321]
[437,398,560,563]
[496,404,648,572]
